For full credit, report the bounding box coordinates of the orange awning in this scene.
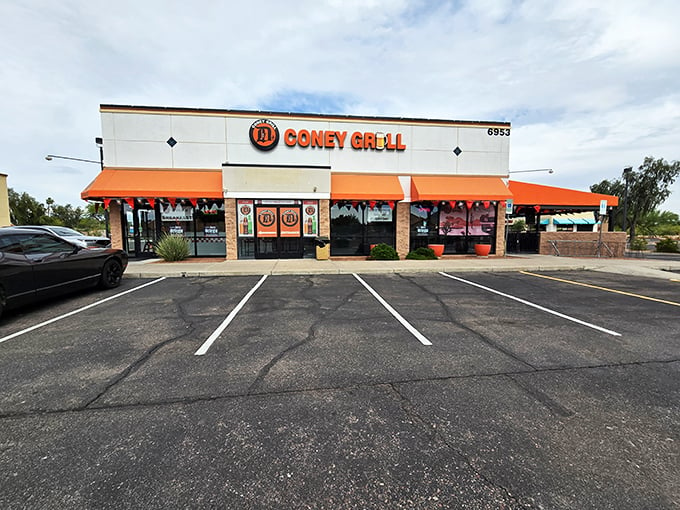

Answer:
[331,174,404,200]
[81,168,223,200]
[508,181,619,207]
[410,176,512,201]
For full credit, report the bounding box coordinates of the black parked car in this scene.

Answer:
[0,227,128,317]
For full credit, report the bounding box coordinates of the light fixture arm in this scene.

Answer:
[45,154,100,164]
[508,168,554,174]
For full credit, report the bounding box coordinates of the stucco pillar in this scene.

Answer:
[495,202,506,256]
[109,201,124,250]
[396,201,410,259]
[319,199,330,238]
[225,198,238,260]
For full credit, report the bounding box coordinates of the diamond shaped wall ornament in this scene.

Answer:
[453,146,462,156]
[167,137,177,147]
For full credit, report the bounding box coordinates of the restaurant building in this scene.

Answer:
[81,105,617,259]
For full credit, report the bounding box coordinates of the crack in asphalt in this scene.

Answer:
[246,277,361,394]
[504,374,575,418]
[399,274,538,371]
[81,279,209,409]
[2,357,676,421]
[386,382,530,508]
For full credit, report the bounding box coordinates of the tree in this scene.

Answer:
[50,204,84,228]
[7,188,105,234]
[591,156,680,240]
[45,197,55,216]
[637,210,680,236]
[8,188,47,225]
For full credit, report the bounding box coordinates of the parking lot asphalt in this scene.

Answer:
[0,267,679,509]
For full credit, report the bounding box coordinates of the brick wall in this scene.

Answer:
[539,231,626,257]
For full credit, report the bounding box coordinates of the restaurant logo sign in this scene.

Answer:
[249,119,280,151]
[249,119,406,152]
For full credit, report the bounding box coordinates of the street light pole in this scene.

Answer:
[45,137,109,237]
[622,166,633,237]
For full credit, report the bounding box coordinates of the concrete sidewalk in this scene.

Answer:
[126,253,680,280]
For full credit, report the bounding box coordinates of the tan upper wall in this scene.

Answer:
[0,174,10,227]
[99,105,511,178]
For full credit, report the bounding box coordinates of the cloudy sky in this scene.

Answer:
[2,0,679,213]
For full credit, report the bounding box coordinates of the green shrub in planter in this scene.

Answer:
[369,243,399,260]
[629,237,648,251]
[406,246,438,260]
[655,237,679,253]
[155,234,191,261]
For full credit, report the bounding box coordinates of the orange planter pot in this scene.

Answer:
[427,244,445,257]
[474,244,491,256]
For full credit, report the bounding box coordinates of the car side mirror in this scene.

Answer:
[70,241,86,253]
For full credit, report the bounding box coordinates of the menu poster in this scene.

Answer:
[237,200,254,237]
[302,201,318,237]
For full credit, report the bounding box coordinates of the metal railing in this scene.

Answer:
[548,240,614,258]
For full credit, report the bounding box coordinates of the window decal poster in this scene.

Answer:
[237,200,254,237]
[468,204,496,236]
[279,208,301,237]
[256,207,278,237]
[302,201,318,237]
[439,203,466,236]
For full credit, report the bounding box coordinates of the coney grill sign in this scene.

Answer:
[249,119,406,152]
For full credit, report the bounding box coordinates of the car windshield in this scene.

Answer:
[49,227,84,237]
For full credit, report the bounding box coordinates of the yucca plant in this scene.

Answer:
[155,234,190,261]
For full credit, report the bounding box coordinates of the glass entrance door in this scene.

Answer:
[255,205,303,259]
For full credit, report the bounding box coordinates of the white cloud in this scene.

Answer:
[0,0,679,213]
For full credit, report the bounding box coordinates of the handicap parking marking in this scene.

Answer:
[520,271,680,308]
[353,273,433,346]
[194,275,268,356]
[0,277,167,345]
[439,272,621,337]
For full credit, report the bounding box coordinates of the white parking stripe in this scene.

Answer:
[439,272,621,337]
[0,277,167,345]
[353,273,433,346]
[195,275,268,356]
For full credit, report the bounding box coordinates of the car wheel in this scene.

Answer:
[100,259,123,289]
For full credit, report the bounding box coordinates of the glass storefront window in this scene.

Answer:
[194,204,226,256]
[330,202,396,256]
[123,200,226,258]
[409,201,497,254]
